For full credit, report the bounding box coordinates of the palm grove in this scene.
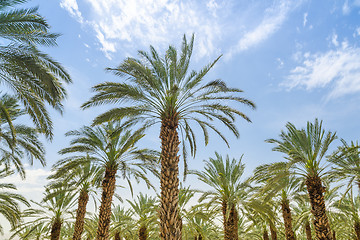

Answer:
[0,1,359,240]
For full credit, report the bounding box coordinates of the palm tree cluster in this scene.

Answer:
[0,1,359,240]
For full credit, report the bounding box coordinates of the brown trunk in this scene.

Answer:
[222,200,230,240]
[227,205,239,240]
[159,116,181,240]
[305,175,333,240]
[263,229,270,240]
[332,230,336,240]
[305,221,312,240]
[72,188,89,240]
[139,225,147,240]
[270,224,277,240]
[114,232,121,240]
[51,217,62,240]
[355,221,360,240]
[96,167,117,240]
[281,199,296,240]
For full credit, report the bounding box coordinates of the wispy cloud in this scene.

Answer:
[60,0,303,59]
[284,42,360,99]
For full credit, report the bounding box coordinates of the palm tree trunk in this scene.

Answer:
[332,230,336,240]
[114,232,121,240]
[139,225,147,240]
[96,167,117,240]
[159,116,181,240]
[72,188,89,240]
[305,175,333,240]
[355,221,360,240]
[263,229,270,240]
[227,205,239,240]
[222,200,230,240]
[305,221,312,240]
[281,198,296,240]
[270,224,277,240]
[51,217,62,240]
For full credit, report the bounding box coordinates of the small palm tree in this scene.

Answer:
[191,152,253,240]
[48,160,104,240]
[82,34,255,240]
[0,0,71,139]
[11,185,76,240]
[53,121,158,240]
[0,94,45,178]
[110,206,136,240]
[127,193,158,240]
[266,119,337,240]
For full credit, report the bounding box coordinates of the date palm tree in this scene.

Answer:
[0,0,71,139]
[266,119,337,240]
[48,160,104,240]
[53,121,158,240]
[0,94,45,178]
[110,206,136,240]
[191,153,255,240]
[11,185,76,240]
[82,34,255,239]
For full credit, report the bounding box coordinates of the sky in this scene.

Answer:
[2,0,360,237]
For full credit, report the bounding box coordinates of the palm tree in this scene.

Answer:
[127,193,158,240]
[53,121,158,240]
[329,139,360,194]
[11,185,76,240]
[191,152,255,240]
[0,0,71,139]
[82,34,255,240]
[48,160,104,240]
[0,168,29,233]
[0,94,45,178]
[266,119,337,240]
[253,162,300,240]
[110,206,136,240]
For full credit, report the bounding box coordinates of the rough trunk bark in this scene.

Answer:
[227,205,239,240]
[281,199,296,240]
[355,221,360,240]
[139,225,147,240]
[305,221,312,240]
[305,175,333,240]
[159,116,181,240]
[270,224,277,240]
[114,232,121,240]
[96,167,117,240]
[332,230,336,240]
[50,217,62,240]
[72,188,89,240]
[263,229,270,240]
[222,200,230,240]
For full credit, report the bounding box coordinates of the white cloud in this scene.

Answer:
[284,43,360,99]
[225,0,300,59]
[343,0,351,15]
[303,12,308,27]
[60,0,303,60]
[332,32,339,46]
[60,0,83,23]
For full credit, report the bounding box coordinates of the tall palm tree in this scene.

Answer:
[48,160,104,240]
[0,94,45,178]
[0,168,29,233]
[266,119,337,240]
[53,121,158,240]
[11,185,76,240]
[82,34,255,240]
[0,0,71,139]
[191,152,255,240]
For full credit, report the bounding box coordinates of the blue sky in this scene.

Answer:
[3,0,360,235]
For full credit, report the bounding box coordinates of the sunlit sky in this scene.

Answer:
[3,0,360,235]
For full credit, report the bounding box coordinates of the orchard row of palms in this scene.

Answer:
[0,1,358,240]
